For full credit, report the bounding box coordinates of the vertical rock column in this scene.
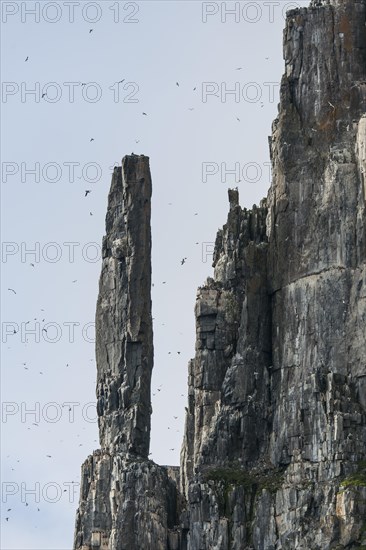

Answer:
[74,156,183,550]
[96,155,153,457]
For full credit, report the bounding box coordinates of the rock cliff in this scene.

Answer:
[74,1,366,548]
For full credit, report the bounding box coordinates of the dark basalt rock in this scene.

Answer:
[74,2,366,548]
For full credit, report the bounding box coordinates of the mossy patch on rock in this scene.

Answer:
[204,466,285,494]
[340,461,366,489]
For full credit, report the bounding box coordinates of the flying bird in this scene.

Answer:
[85,190,91,197]
[176,82,179,87]
[25,56,29,62]
[236,116,240,122]
[89,29,93,33]
[142,112,148,116]
[90,138,94,142]
[8,288,16,294]
[181,257,187,265]
[236,67,243,70]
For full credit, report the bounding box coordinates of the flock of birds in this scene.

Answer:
[6,27,275,535]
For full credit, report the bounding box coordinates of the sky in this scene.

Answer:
[1,1,310,548]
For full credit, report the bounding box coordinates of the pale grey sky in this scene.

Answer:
[1,1,309,548]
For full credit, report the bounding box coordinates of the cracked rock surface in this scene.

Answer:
[74,2,366,548]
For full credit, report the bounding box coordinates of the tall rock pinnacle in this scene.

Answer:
[96,155,153,457]
[74,2,366,548]
[74,156,183,549]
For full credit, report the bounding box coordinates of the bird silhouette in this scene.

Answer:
[176,82,179,87]
[8,288,16,294]
[85,190,91,197]
[181,257,187,265]
[25,56,29,62]
[142,112,148,116]
[89,29,93,33]
[90,138,94,142]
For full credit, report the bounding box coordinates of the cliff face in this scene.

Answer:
[74,156,183,550]
[74,1,366,549]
